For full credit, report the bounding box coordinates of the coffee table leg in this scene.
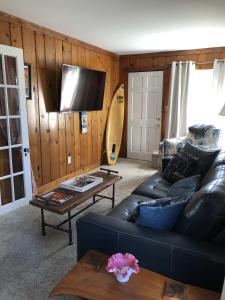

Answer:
[93,195,96,203]
[41,208,46,236]
[112,184,115,208]
[68,211,73,245]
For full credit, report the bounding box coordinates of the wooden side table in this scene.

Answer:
[49,250,220,300]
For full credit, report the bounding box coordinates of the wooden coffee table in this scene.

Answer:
[30,170,122,245]
[49,250,220,300]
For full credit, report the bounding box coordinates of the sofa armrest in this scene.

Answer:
[76,213,225,292]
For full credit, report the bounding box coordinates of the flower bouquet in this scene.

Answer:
[106,253,140,282]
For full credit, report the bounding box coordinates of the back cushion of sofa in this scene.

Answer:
[174,178,225,241]
[201,165,225,187]
[201,151,225,186]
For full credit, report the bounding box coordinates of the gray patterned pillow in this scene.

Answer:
[162,150,199,183]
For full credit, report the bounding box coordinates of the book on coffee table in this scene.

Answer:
[60,175,103,192]
[162,281,187,300]
[36,191,73,205]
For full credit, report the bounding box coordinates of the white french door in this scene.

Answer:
[127,71,163,161]
[0,44,32,215]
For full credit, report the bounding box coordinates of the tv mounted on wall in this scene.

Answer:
[59,64,106,112]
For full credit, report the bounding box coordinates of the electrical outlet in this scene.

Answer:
[67,155,72,165]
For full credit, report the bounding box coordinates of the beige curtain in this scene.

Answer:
[213,59,225,115]
[166,61,194,138]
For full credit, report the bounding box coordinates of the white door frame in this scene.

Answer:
[0,44,32,215]
[127,71,163,161]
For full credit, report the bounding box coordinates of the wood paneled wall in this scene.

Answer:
[0,12,119,192]
[119,47,225,157]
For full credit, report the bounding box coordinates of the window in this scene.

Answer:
[187,68,225,145]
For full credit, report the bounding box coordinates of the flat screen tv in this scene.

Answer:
[59,64,106,112]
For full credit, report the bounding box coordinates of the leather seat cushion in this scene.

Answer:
[132,172,172,199]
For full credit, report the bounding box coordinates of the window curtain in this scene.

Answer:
[213,59,225,115]
[165,61,194,138]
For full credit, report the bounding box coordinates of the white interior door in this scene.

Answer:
[0,44,32,215]
[127,71,163,161]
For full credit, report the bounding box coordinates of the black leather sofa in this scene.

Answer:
[76,152,225,292]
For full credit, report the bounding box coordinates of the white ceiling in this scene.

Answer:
[1,0,225,55]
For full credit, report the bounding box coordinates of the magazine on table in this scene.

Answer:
[36,191,73,205]
[162,281,187,300]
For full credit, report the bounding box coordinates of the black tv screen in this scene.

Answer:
[60,64,106,112]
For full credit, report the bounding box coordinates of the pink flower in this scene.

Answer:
[106,253,140,277]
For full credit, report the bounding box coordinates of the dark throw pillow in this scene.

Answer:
[135,197,189,231]
[168,175,201,199]
[183,143,220,177]
[162,150,199,183]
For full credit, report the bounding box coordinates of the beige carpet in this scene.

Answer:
[0,158,157,300]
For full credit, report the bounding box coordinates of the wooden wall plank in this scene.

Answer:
[55,39,67,178]
[0,20,11,45]
[10,24,22,48]
[77,46,88,169]
[71,45,81,171]
[35,33,51,184]
[62,41,75,175]
[100,54,110,163]
[22,27,42,186]
[84,48,93,165]
[96,54,103,162]
[90,51,99,164]
[45,36,60,181]
[101,55,110,139]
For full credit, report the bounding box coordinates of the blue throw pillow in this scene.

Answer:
[135,197,189,231]
[128,198,173,223]
[168,175,200,199]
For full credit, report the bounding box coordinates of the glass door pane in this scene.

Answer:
[14,175,25,200]
[0,55,3,84]
[12,147,23,173]
[7,88,20,115]
[0,119,8,146]
[0,149,10,177]
[0,87,6,115]
[10,118,21,145]
[5,56,18,85]
[0,178,12,206]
